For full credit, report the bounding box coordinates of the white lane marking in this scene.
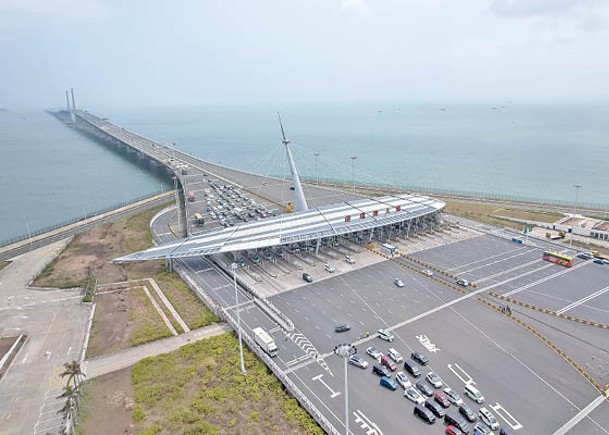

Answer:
[552,391,609,435]
[556,285,609,314]
[459,249,536,275]
[22,352,29,364]
[475,258,543,284]
[353,409,383,435]
[490,402,523,430]
[501,261,588,297]
[312,374,341,398]
[447,363,475,386]
[67,346,72,356]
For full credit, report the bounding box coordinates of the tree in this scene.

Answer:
[57,384,80,434]
[60,360,85,388]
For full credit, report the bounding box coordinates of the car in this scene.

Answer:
[425,398,446,417]
[473,422,493,435]
[404,387,425,405]
[416,381,434,397]
[414,404,436,424]
[456,278,470,287]
[324,263,335,273]
[446,426,464,435]
[593,258,605,265]
[345,255,355,264]
[464,384,485,404]
[403,359,421,377]
[366,347,383,361]
[263,250,273,260]
[372,363,391,377]
[444,411,470,434]
[434,391,451,408]
[394,278,404,288]
[378,328,394,342]
[348,355,368,369]
[334,324,351,333]
[302,273,313,283]
[380,355,397,371]
[422,269,434,277]
[238,257,246,267]
[577,252,593,260]
[395,371,412,389]
[443,387,464,406]
[500,428,513,435]
[459,403,478,422]
[379,376,398,391]
[426,371,443,388]
[411,351,429,365]
[387,348,404,363]
[478,407,499,430]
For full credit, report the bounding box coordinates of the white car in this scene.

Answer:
[425,371,443,388]
[395,371,411,389]
[377,328,394,342]
[394,278,405,288]
[422,269,434,277]
[443,387,463,406]
[479,407,500,430]
[404,386,425,404]
[345,255,355,264]
[366,346,383,361]
[388,348,404,363]
[456,278,469,287]
[324,263,335,273]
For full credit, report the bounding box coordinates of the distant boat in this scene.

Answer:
[377,110,383,113]
[439,108,447,111]
[491,107,497,110]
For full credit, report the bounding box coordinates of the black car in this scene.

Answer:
[413,404,436,424]
[372,363,391,377]
[424,398,446,417]
[403,359,421,377]
[459,403,478,423]
[411,351,429,365]
[416,381,434,397]
[335,324,351,333]
[302,273,313,283]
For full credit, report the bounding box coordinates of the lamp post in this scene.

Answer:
[314,153,320,186]
[173,175,182,234]
[571,184,582,246]
[334,343,356,435]
[350,156,357,194]
[232,263,246,375]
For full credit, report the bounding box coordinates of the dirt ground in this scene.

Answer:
[79,367,135,435]
[492,208,563,223]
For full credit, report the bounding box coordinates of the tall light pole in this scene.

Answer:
[571,184,582,246]
[334,343,356,435]
[350,156,357,194]
[314,153,320,186]
[232,263,246,375]
[173,176,182,233]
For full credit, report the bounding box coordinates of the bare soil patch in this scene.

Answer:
[79,367,135,435]
[492,208,563,223]
[446,201,523,229]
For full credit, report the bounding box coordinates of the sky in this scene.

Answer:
[1,0,608,108]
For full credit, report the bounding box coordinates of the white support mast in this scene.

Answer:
[278,113,309,212]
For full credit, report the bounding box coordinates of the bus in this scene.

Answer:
[194,212,205,226]
[380,243,396,256]
[543,251,573,267]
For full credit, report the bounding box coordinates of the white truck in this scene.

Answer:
[253,327,278,357]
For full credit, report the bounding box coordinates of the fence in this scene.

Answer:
[0,189,167,248]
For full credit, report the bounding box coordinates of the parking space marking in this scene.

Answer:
[353,410,383,435]
[490,402,523,430]
[312,374,341,398]
[447,363,475,385]
[556,285,609,314]
[552,391,609,435]
[501,261,588,297]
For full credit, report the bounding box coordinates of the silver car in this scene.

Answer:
[378,328,394,342]
[404,386,425,405]
[425,371,443,389]
[366,346,383,361]
[443,387,464,406]
[348,355,369,369]
[395,371,412,389]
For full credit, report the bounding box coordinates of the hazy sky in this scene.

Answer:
[1,0,608,108]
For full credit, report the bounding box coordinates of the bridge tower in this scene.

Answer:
[278,113,308,212]
[65,90,70,111]
[70,88,76,110]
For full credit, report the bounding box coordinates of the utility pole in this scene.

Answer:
[350,156,357,194]
[334,343,356,435]
[571,184,582,246]
[314,153,320,186]
[232,263,246,375]
[173,176,182,234]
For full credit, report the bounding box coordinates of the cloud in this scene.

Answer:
[341,0,370,17]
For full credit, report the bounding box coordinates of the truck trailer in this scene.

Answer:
[253,327,278,357]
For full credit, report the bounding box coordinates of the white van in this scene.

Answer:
[464,384,485,404]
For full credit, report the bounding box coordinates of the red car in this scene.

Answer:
[446,425,464,435]
[380,355,397,372]
[434,391,450,408]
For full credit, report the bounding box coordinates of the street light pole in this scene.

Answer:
[173,175,182,234]
[571,184,582,247]
[232,263,246,375]
[334,343,356,435]
[314,153,320,186]
[350,156,357,194]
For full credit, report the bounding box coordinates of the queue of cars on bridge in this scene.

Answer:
[345,332,512,435]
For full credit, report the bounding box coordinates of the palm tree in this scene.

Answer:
[60,360,85,388]
[57,385,80,434]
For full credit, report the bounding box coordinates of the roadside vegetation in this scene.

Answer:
[0,261,10,271]
[129,285,175,347]
[569,239,609,257]
[444,201,558,229]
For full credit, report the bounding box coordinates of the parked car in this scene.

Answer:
[500,428,513,435]
[324,263,336,273]
[403,359,421,377]
[404,387,425,405]
[366,346,383,361]
[302,273,313,283]
[414,404,436,424]
[593,258,605,265]
[446,425,464,435]
[348,355,368,369]
[459,403,478,423]
[444,411,470,434]
[394,278,405,288]
[378,328,394,342]
[464,384,485,404]
[434,391,451,408]
[426,371,443,388]
[473,422,493,435]
[456,278,470,287]
[334,324,351,333]
[379,376,398,391]
[387,348,404,363]
[380,355,397,372]
[425,398,446,417]
[345,255,355,264]
[422,269,434,277]
[416,381,434,397]
[372,363,391,377]
[478,407,499,430]
[443,387,464,406]
[411,351,429,365]
[395,371,411,389]
[577,252,593,260]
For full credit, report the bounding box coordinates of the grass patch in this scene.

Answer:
[445,201,523,229]
[129,286,174,347]
[133,333,324,435]
[568,239,609,256]
[154,271,219,330]
[0,261,10,271]
[492,208,563,223]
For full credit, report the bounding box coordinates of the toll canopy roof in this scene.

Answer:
[113,193,444,262]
